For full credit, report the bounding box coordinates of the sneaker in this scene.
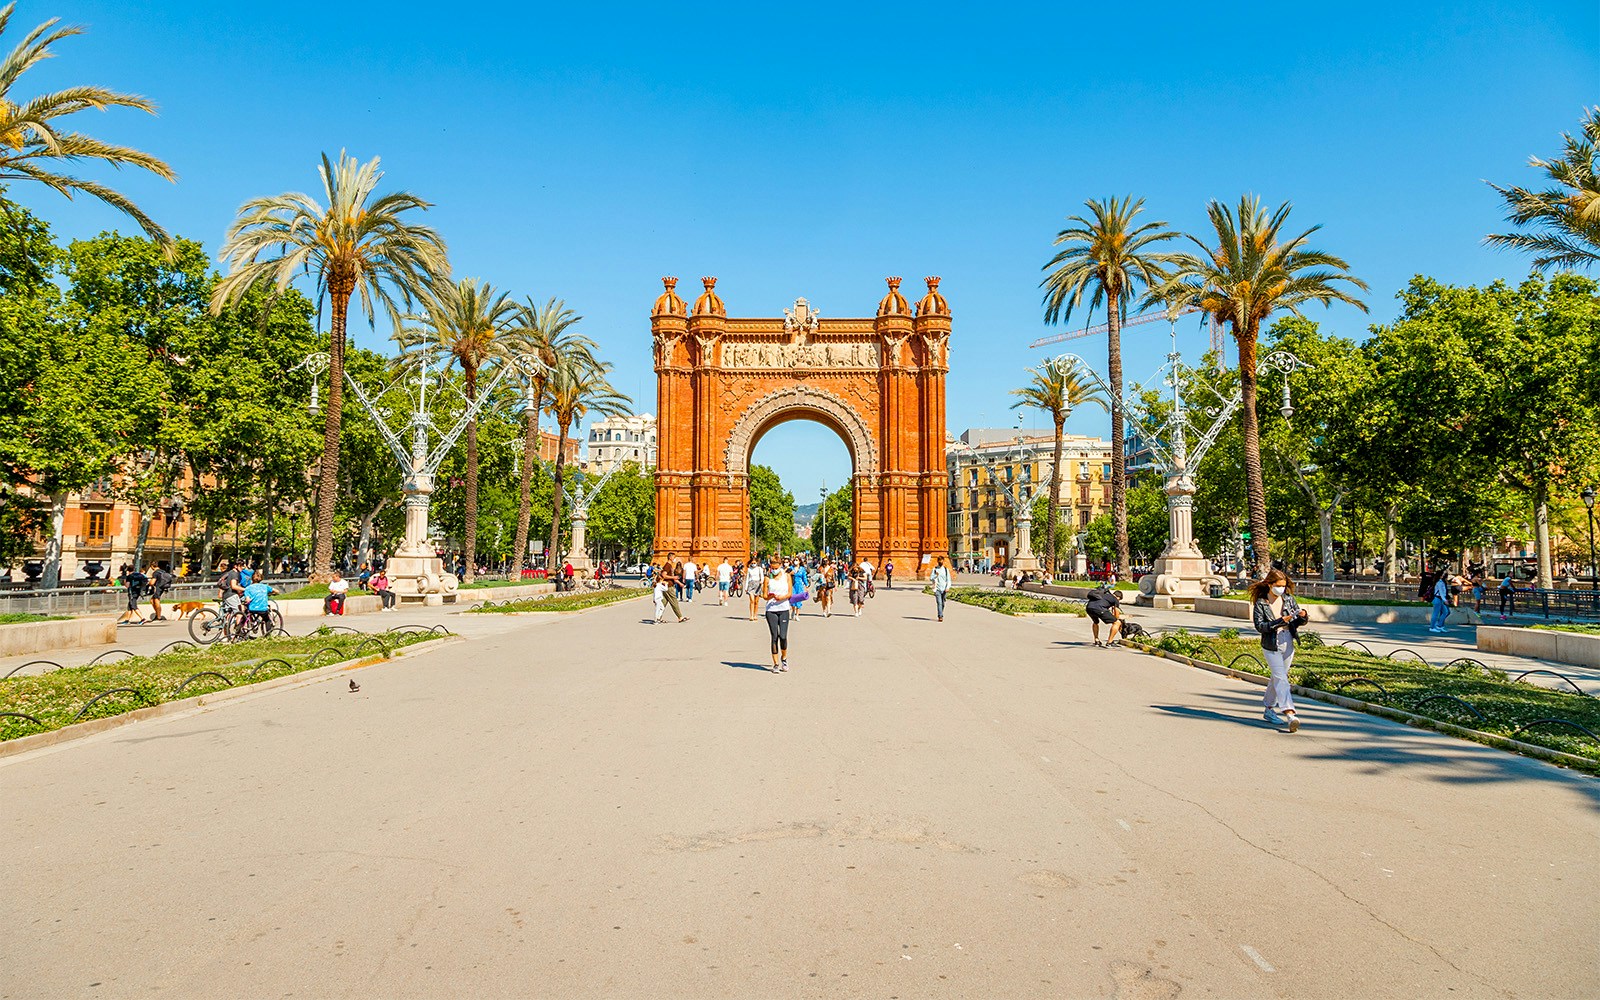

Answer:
[780,659,789,672]
[1264,709,1287,726]
[1093,639,1104,648]
[1285,712,1300,733]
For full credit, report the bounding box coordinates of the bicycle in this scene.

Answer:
[188,600,283,644]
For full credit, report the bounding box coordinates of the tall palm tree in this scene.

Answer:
[1486,106,1600,271]
[1010,362,1108,575]
[505,298,595,575]
[1155,195,1367,576]
[543,360,630,569]
[1039,196,1177,579]
[212,152,447,580]
[0,3,175,244]
[394,277,520,583]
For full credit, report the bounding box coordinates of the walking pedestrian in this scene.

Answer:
[149,560,174,621]
[762,556,793,672]
[1429,568,1452,633]
[848,562,866,616]
[717,557,732,606]
[114,563,148,625]
[817,559,835,617]
[744,556,764,620]
[683,558,698,602]
[885,559,895,590]
[930,554,951,621]
[790,558,810,621]
[654,560,688,623]
[1251,568,1307,732]
[1497,571,1516,620]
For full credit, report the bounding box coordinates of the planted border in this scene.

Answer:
[0,628,438,742]
[467,587,649,614]
[932,586,1087,617]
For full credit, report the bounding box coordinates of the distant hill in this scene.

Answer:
[794,502,822,522]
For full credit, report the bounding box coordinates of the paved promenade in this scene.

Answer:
[2,587,1595,998]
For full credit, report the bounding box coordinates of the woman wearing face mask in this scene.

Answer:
[1251,568,1308,731]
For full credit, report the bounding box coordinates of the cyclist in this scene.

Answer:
[241,577,276,637]
[216,558,243,617]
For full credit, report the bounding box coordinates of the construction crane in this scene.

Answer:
[1029,305,1228,360]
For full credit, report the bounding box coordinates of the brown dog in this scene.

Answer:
[170,601,208,620]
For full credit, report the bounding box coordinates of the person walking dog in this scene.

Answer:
[930,555,951,622]
[1252,569,1307,732]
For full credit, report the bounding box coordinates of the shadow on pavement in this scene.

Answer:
[1163,688,1600,811]
[722,661,772,672]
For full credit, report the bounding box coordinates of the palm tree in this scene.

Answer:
[1486,106,1600,271]
[543,360,631,570]
[0,3,175,244]
[212,152,447,580]
[1010,362,1108,575]
[504,297,595,576]
[394,277,520,583]
[1039,196,1177,579]
[1155,195,1367,575]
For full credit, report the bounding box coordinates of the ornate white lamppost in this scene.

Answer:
[559,461,623,578]
[949,431,1053,577]
[294,349,548,605]
[1050,325,1308,604]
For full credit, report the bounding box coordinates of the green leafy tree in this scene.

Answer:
[1487,107,1600,271]
[586,461,655,560]
[1156,195,1368,575]
[1010,360,1107,575]
[0,3,175,244]
[1040,196,1177,579]
[212,152,448,581]
[748,464,797,555]
[810,482,853,557]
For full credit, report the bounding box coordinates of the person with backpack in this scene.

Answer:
[148,561,175,621]
[1084,582,1122,647]
[115,563,149,625]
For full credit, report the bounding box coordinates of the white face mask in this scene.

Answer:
[1270,585,1287,597]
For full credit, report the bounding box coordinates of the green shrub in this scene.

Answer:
[1217,627,1240,641]
[1155,629,1209,657]
[1297,629,1325,649]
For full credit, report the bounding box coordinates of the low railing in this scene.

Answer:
[0,578,311,616]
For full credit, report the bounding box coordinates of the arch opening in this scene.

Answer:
[748,415,855,559]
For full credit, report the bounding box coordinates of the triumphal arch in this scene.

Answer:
[651,275,951,577]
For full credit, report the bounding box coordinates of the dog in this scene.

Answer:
[1120,619,1149,640]
[170,601,208,620]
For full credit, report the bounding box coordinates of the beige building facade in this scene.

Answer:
[946,429,1112,570]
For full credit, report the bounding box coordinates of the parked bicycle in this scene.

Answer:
[188,600,283,644]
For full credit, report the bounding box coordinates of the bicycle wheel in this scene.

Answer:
[268,609,284,634]
[188,607,222,645]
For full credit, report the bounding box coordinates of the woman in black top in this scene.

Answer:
[1251,569,1308,731]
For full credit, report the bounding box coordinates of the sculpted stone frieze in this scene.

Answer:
[720,340,880,370]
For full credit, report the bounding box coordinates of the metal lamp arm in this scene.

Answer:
[422,362,519,474]
[340,367,416,471]
[1185,391,1242,470]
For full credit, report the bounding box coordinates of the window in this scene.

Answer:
[1079,509,1090,526]
[86,511,108,541]
[1102,463,1112,479]
[1079,484,1090,504]
[970,513,979,533]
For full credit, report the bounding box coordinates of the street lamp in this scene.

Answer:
[1582,485,1596,592]
[819,483,828,558]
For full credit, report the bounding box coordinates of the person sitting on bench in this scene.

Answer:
[324,573,349,615]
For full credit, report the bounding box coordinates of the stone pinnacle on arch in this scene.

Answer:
[877,276,910,317]
[692,276,726,317]
[653,276,686,317]
[917,276,949,317]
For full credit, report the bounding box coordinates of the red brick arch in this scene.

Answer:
[651,276,951,575]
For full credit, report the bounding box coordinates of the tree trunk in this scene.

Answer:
[547,418,571,569]
[133,505,153,571]
[310,282,353,583]
[1318,508,1336,582]
[356,497,387,569]
[40,492,68,589]
[1048,414,1065,577]
[461,365,480,584]
[1106,294,1130,579]
[1535,483,1553,589]
[1381,504,1397,583]
[1236,327,1271,577]
[199,516,215,579]
[510,378,545,575]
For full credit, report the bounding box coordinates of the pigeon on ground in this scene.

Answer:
[348,679,360,693]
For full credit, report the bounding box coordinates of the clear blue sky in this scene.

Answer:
[17,1,1597,500]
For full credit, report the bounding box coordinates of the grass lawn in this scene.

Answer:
[939,587,1086,616]
[274,583,329,600]
[458,578,541,589]
[1145,630,1600,767]
[0,628,440,742]
[1529,623,1600,634]
[1214,591,1423,607]
[0,612,69,625]
[468,587,649,614]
